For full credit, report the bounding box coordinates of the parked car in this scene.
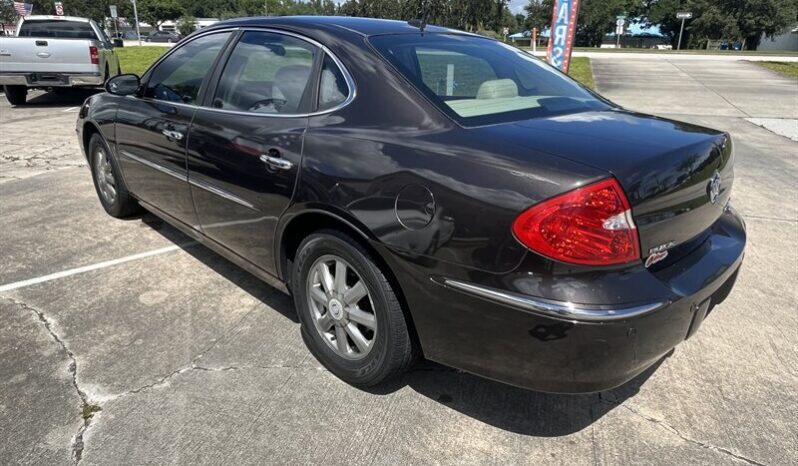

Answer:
[77,17,745,393]
[114,31,144,40]
[146,30,181,43]
[0,15,123,105]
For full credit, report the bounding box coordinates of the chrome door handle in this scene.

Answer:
[161,129,183,140]
[260,154,293,170]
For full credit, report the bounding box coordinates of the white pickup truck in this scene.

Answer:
[0,15,122,106]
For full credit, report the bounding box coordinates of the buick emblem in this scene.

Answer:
[708,170,721,204]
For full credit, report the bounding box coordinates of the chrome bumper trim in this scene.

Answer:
[437,278,668,322]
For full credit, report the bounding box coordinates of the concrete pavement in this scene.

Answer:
[1,59,797,465]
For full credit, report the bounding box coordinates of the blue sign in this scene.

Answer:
[546,0,581,73]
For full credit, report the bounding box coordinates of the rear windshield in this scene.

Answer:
[369,33,610,126]
[18,20,96,40]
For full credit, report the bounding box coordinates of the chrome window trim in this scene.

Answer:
[437,277,669,322]
[137,26,356,118]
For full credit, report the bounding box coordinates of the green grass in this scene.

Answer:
[754,61,798,80]
[568,57,594,89]
[116,46,169,75]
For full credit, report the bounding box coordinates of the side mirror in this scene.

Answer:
[106,73,140,96]
[112,38,124,48]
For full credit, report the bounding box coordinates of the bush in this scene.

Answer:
[176,15,197,36]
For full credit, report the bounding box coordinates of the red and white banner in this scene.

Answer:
[546,0,581,73]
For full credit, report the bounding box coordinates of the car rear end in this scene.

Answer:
[0,17,105,89]
[413,124,745,393]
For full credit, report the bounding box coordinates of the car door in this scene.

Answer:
[115,31,232,225]
[186,30,318,273]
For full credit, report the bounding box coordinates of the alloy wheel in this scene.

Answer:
[94,148,117,204]
[307,254,377,360]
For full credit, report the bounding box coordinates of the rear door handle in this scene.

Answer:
[259,154,293,170]
[161,129,183,140]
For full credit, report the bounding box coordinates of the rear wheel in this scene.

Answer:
[88,133,140,218]
[293,230,416,386]
[4,85,27,106]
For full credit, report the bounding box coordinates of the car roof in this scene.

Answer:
[209,16,458,37]
[22,15,91,23]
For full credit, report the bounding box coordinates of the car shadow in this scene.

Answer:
[137,212,299,324]
[23,88,101,108]
[138,212,667,436]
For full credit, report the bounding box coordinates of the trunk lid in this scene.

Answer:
[478,110,734,263]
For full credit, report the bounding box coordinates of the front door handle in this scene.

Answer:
[260,154,293,170]
[161,129,183,141]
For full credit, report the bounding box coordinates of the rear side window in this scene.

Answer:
[212,31,316,114]
[18,20,95,39]
[144,32,231,104]
[318,55,349,111]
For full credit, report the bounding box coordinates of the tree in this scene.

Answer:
[640,0,798,50]
[524,0,553,32]
[137,0,183,29]
[1,0,18,26]
[176,15,197,36]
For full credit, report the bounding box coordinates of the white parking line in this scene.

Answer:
[62,106,80,112]
[0,244,193,293]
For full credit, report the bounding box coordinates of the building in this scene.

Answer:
[758,24,798,52]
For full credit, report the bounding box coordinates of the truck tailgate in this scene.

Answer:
[0,38,100,73]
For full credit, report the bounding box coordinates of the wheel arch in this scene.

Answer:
[276,207,422,352]
[81,121,102,157]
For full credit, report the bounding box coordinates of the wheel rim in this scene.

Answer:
[94,148,117,204]
[307,254,377,360]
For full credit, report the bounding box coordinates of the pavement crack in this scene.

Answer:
[109,363,311,400]
[599,394,765,465]
[4,297,98,465]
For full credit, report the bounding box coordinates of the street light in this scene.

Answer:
[130,0,142,46]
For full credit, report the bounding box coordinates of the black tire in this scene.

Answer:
[292,229,416,387]
[104,64,110,83]
[117,62,122,76]
[4,85,27,106]
[88,133,140,218]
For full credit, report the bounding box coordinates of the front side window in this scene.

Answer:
[212,31,316,114]
[370,34,610,125]
[144,32,231,104]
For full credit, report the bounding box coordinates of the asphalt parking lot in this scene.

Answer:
[1,59,796,465]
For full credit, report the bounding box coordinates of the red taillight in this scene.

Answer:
[89,46,99,65]
[513,178,640,266]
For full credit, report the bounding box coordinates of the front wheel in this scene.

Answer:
[88,133,140,218]
[4,85,27,106]
[292,230,416,386]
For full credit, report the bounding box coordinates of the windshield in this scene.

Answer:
[369,33,610,125]
[18,20,96,39]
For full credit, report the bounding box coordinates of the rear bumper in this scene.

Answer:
[0,72,103,87]
[385,207,746,393]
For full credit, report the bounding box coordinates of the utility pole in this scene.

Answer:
[130,0,142,46]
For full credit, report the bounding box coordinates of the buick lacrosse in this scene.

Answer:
[76,17,745,393]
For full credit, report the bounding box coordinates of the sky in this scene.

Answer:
[508,0,527,15]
